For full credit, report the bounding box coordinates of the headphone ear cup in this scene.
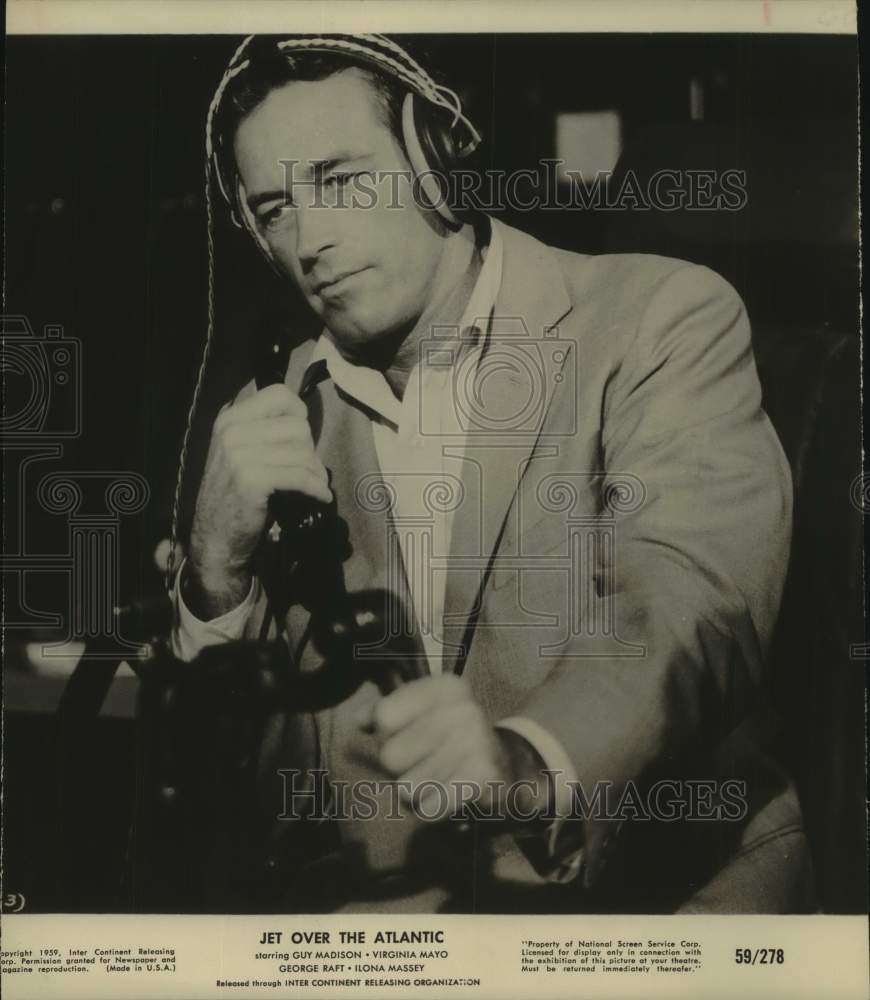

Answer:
[413,95,460,174]
[401,91,460,228]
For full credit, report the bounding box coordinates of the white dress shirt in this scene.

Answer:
[172,219,580,867]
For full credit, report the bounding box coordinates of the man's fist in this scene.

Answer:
[185,383,332,619]
[357,673,514,818]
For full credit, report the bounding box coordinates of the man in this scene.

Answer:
[170,35,813,913]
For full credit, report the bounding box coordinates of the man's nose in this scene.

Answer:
[295,202,337,272]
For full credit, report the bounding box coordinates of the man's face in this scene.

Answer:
[233,69,448,350]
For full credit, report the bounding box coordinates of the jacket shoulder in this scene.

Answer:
[551,243,740,314]
[539,239,747,366]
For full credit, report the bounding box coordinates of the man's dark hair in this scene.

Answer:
[213,39,409,181]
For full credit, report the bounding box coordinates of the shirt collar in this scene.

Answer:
[307,217,504,425]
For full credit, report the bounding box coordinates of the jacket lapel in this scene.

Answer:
[442,222,575,672]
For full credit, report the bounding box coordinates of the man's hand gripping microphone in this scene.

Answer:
[253,330,422,703]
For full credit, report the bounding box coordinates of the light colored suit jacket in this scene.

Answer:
[243,219,811,913]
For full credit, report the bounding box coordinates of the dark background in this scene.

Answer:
[3,34,864,912]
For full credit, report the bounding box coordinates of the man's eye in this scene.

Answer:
[323,172,360,189]
[257,202,294,229]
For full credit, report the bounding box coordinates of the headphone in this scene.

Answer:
[165,34,482,589]
[211,34,482,246]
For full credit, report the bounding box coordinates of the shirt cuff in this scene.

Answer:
[170,558,260,662]
[496,714,584,883]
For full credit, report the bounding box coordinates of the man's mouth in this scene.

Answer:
[313,268,370,297]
